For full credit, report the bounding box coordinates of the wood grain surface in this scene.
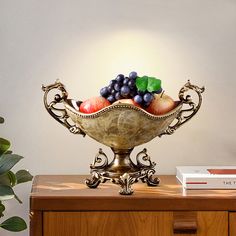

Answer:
[30,175,236,211]
[30,175,234,236]
[43,211,228,236]
[230,212,236,236]
[30,210,42,236]
[173,211,197,234]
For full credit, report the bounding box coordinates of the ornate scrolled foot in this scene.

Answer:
[136,148,159,187]
[86,148,160,194]
[140,169,160,186]
[116,173,136,195]
[86,149,110,188]
[85,172,101,188]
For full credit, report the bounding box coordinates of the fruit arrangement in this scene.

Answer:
[79,72,175,115]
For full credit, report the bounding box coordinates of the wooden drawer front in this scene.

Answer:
[44,211,228,236]
[44,211,172,236]
[194,211,228,236]
[230,212,236,236]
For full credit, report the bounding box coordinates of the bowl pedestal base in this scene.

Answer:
[85,148,160,195]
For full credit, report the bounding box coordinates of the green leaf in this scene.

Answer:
[0,185,21,203]
[0,185,14,201]
[147,77,162,92]
[5,150,13,154]
[0,138,11,156]
[0,171,16,186]
[0,216,27,232]
[136,76,162,93]
[8,171,17,186]
[0,201,5,217]
[0,173,11,186]
[136,76,148,92]
[0,117,4,124]
[0,154,23,175]
[14,193,22,204]
[16,170,33,184]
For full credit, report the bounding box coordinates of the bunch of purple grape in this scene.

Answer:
[100,72,162,108]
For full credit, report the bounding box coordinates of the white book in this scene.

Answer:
[176,166,236,189]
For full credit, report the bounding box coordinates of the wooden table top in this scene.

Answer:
[30,175,236,211]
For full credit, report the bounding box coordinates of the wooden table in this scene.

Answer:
[30,175,236,236]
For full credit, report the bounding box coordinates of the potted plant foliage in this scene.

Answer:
[0,116,33,232]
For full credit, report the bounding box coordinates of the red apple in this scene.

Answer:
[146,93,175,115]
[79,96,110,113]
[113,99,141,108]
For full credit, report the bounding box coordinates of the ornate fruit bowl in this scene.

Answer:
[42,80,204,195]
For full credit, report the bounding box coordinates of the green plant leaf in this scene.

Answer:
[16,170,33,184]
[0,138,11,156]
[0,117,4,124]
[147,77,162,92]
[0,201,5,217]
[0,173,11,186]
[0,154,23,175]
[0,171,16,186]
[0,185,14,201]
[5,150,13,154]
[8,171,17,186]
[136,76,148,92]
[14,193,22,204]
[0,216,27,232]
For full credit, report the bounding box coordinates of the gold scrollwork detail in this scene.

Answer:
[160,80,205,137]
[91,148,109,169]
[136,148,156,168]
[117,173,136,195]
[42,80,85,136]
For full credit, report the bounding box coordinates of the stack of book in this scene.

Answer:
[176,166,236,189]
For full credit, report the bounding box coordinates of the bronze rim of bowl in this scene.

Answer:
[65,99,183,120]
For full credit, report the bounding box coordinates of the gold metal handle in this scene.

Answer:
[160,80,205,137]
[42,80,86,136]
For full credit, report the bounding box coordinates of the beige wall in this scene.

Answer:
[1,0,236,235]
